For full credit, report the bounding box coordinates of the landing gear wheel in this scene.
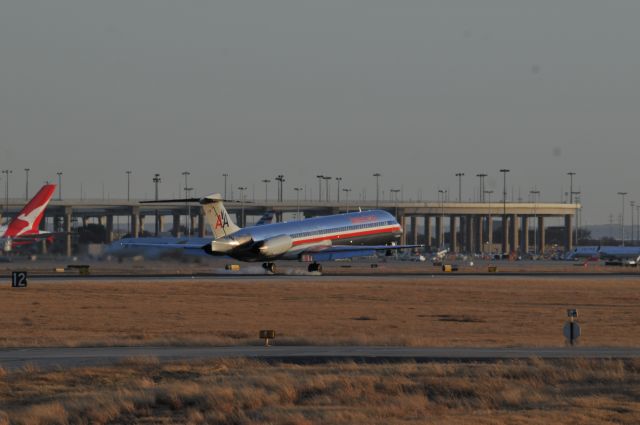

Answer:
[263,262,277,274]
[308,263,323,273]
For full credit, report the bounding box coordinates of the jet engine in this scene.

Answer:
[257,234,293,258]
[206,233,253,255]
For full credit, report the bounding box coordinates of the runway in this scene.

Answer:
[6,257,640,280]
[20,272,640,284]
[2,346,640,370]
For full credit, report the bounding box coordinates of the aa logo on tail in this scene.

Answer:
[215,211,230,229]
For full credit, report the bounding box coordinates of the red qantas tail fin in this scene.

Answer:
[3,184,56,237]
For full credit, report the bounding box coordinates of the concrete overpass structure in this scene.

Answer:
[1,199,579,257]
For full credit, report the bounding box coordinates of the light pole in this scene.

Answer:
[335,177,342,202]
[222,173,228,199]
[500,169,510,254]
[631,201,635,246]
[485,190,494,253]
[238,187,247,227]
[568,172,577,247]
[153,174,161,200]
[126,170,132,235]
[153,173,162,235]
[576,194,582,245]
[343,188,352,213]
[56,172,63,200]
[185,187,193,235]
[261,179,271,202]
[294,187,303,220]
[455,172,464,202]
[182,171,191,233]
[2,170,11,214]
[636,204,640,245]
[390,189,400,220]
[530,190,540,255]
[24,168,30,200]
[275,175,285,202]
[373,173,381,208]
[316,175,324,202]
[567,172,576,204]
[182,171,190,199]
[438,189,445,247]
[323,176,332,202]
[572,191,580,246]
[126,171,132,201]
[476,174,487,202]
[618,192,627,246]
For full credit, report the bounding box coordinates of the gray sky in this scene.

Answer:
[1,1,640,224]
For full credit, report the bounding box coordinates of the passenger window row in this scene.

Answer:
[290,220,390,239]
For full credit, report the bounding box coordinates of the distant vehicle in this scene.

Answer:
[431,248,449,265]
[118,193,421,273]
[1,184,57,253]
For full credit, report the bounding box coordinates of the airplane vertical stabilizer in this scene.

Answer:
[3,184,56,238]
[199,193,240,239]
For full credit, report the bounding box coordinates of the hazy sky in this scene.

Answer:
[1,1,640,224]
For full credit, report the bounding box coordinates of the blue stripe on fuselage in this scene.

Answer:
[232,210,398,242]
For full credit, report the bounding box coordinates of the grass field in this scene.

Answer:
[2,357,640,424]
[1,275,639,348]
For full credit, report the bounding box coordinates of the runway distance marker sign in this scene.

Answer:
[11,271,27,288]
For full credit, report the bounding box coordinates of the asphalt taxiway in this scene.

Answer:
[2,346,640,371]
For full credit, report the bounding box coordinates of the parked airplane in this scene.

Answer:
[564,246,600,261]
[1,184,57,252]
[598,246,640,266]
[119,193,420,272]
[255,211,275,226]
[565,245,640,265]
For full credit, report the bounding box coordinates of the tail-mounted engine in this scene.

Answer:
[256,234,293,258]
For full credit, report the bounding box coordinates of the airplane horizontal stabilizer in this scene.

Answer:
[118,241,207,250]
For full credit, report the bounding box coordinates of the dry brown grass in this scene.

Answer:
[0,275,639,348]
[2,358,640,424]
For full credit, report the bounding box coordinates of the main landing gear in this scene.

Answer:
[308,262,323,273]
[262,262,277,274]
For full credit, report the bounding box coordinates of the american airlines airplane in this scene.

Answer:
[120,193,421,273]
[1,184,57,252]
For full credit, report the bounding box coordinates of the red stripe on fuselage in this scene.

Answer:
[291,225,401,247]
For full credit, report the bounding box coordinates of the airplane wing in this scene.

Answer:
[9,235,48,241]
[7,232,64,242]
[117,240,207,250]
[299,244,423,262]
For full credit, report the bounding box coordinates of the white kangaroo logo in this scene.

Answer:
[13,203,48,237]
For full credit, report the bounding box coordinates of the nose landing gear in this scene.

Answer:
[307,262,322,273]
